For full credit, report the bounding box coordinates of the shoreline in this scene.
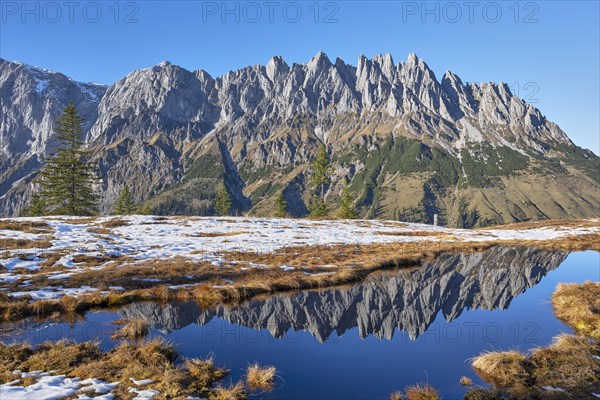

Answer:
[1,216,598,323]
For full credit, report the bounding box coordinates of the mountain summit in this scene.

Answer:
[0,53,598,225]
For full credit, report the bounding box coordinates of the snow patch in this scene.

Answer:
[0,372,119,400]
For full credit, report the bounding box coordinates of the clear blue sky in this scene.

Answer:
[1,0,598,153]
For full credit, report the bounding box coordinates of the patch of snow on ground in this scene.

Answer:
[541,386,566,392]
[0,372,119,400]
[128,387,160,399]
[10,286,100,300]
[129,378,154,386]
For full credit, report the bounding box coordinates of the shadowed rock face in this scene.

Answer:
[119,246,568,341]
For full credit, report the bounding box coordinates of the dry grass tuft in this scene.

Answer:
[472,336,600,397]
[530,333,599,390]
[102,218,130,228]
[389,391,403,400]
[193,285,225,306]
[552,281,600,340]
[459,376,473,386]
[0,342,33,382]
[112,318,150,340]
[463,388,502,400]
[403,383,441,400]
[209,381,248,400]
[72,253,121,266]
[0,237,52,250]
[245,363,276,391]
[186,356,229,394]
[471,350,533,395]
[21,340,102,374]
[150,285,174,302]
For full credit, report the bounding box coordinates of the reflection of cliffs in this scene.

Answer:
[120,247,568,341]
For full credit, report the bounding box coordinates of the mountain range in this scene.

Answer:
[0,53,598,225]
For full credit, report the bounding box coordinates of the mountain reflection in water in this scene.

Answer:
[119,247,568,341]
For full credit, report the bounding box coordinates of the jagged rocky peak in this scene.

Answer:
[307,51,332,70]
[89,60,209,144]
[266,55,289,82]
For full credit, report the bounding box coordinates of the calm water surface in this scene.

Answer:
[1,247,599,399]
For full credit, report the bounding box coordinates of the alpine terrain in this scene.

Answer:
[0,53,598,226]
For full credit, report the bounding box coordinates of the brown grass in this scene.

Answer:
[72,253,122,266]
[0,220,53,233]
[245,363,276,391]
[514,233,600,252]
[61,338,232,398]
[209,381,248,400]
[484,219,599,230]
[463,388,502,400]
[471,350,533,396]
[54,217,97,224]
[403,383,441,400]
[190,231,248,237]
[552,281,600,340]
[112,318,150,340]
[86,227,111,235]
[530,334,599,390]
[186,356,230,394]
[459,376,473,386]
[20,340,102,375]
[472,335,600,397]
[389,391,403,400]
[0,342,33,382]
[102,218,130,228]
[0,237,52,250]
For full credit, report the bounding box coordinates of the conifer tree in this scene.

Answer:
[214,183,232,216]
[337,182,358,219]
[275,192,287,218]
[37,102,97,216]
[138,203,153,215]
[19,194,47,217]
[114,185,136,215]
[308,193,328,217]
[309,145,331,217]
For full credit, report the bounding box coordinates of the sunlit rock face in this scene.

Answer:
[119,246,568,341]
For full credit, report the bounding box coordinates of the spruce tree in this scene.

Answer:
[214,183,232,216]
[309,145,331,217]
[19,194,47,217]
[337,182,358,219]
[114,185,136,215]
[308,193,328,217]
[275,192,287,218]
[138,203,153,215]
[37,102,97,216]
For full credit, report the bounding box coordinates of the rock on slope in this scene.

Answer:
[0,54,598,224]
